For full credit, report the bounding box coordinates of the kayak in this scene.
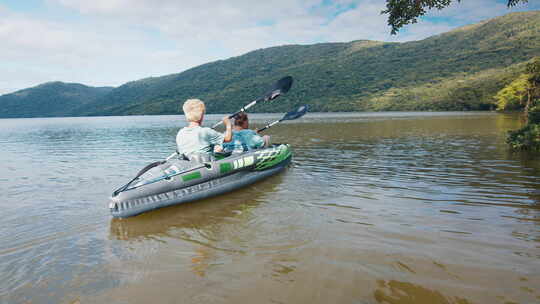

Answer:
[109,144,292,218]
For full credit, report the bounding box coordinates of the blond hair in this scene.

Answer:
[182,99,205,122]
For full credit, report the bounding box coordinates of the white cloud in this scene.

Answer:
[48,0,447,50]
[0,4,216,94]
[0,0,537,94]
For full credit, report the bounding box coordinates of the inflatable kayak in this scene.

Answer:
[109,144,292,218]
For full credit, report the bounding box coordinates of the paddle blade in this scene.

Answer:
[264,76,293,101]
[283,104,309,121]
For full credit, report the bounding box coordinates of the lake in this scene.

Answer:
[0,112,539,304]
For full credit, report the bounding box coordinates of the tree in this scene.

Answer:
[494,74,529,111]
[499,57,540,151]
[525,57,540,115]
[496,58,540,115]
[383,0,530,34]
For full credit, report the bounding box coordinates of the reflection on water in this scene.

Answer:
[109,177,273,242]
[374,280,471,304]
[0,112,539,304]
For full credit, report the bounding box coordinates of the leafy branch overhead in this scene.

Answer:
[383,0,529,34]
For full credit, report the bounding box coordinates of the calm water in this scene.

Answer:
[0,112,539,304]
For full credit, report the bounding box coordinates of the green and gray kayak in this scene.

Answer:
[110,144,292,218]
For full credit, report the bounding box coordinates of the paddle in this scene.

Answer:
[113,162,162,195]
[212,76,294,128]
[113,77,294,196]
[126,104,308,191]
[257,104,309,133]
[170,76,293,159]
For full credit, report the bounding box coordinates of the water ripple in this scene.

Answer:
[1,113,539,304]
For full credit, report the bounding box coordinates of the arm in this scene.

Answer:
[262,135,270,147]
[222,116,232,142]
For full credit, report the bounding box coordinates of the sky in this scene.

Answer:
[0,0,538,95]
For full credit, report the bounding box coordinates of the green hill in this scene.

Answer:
[0,82,113,118]
[1,11,539,118]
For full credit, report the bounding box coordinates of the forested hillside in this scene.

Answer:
[1,11,539,117]
[0,82,113,118]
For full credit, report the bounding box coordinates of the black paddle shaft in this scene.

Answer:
[257,104,309,133]
[213,76,293,127]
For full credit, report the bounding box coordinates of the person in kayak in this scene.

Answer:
[176,99,232,161]
[223,112,269,153]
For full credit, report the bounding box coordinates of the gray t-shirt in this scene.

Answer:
[176,126,224,156]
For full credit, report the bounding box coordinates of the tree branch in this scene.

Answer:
[383,0,529,35]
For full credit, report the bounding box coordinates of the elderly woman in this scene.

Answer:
[223,112,270,153]
[176,99,232,160]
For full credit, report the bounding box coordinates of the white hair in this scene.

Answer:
[182,99,205,122]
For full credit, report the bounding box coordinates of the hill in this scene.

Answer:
[0,82,113,118]
[1,11,539,117]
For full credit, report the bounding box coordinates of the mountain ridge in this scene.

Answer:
[0,82,114,118]
[1,11,539,118]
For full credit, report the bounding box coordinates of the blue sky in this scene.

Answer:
[0,0,538,94]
